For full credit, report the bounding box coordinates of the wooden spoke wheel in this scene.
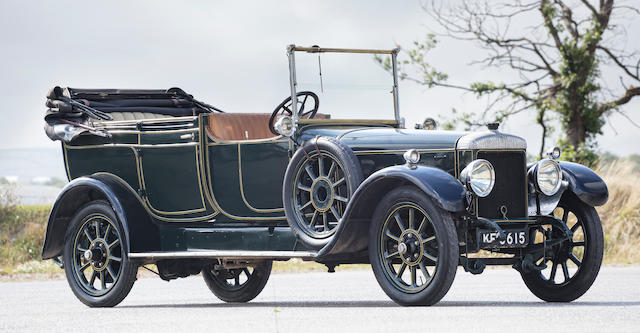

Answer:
[63,201,137,307]
[521,194,604,302]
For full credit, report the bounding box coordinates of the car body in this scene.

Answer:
[42,45,608,307]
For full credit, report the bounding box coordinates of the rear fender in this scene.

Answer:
[317,165,466,257]
[41,173,159,260]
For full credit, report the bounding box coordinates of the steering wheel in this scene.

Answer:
[269,91,319,135]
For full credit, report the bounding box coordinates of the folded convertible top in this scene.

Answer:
[44,86,221,142]
[44,86,217,121]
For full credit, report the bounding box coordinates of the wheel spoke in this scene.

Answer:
[423,250,437,262]
[550,262,558,281]
[417,216,427,233]
[335,195,348,203]
[243,267,251,278]
[571,222,581,232]
[297,184,312,192]
[318,155,324,176]
[111,256,122,262]
[100,271,106,290]
[569,253,581,266]
[422,236,436,244]
[104,224,111,241]
[572,241,585,247]
[83,229,93,242]
[394,213,406,232]
[299,200,313,210]
[106,265,117,282]
[109,239,120,250]
[332,178,345,188]
[323,212,328,231]
[309,210,319,228]
[89,270,97,286]
[562,261,570,282]
[305,165,317,180]
[397,263,407,277]
[385,231,400,242]
[77,246,88,252]
[385,251,399,259]
[330,206,342,221]
[410,266,417,287]
[419,261,431,280]
[327,162,336,179]
[95,221,100,239]
[408,208,414,230]
[234,275,240,286]
[79,262,90,272]
[562,209,569,223]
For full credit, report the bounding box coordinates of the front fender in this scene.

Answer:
[316,164,466,257]
[357,165,467,213]
[41,173,159,260]
[559,162,608,207]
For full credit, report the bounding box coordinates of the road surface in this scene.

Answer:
[1,266,638,332]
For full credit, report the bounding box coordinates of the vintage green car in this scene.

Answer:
[42,45,608,307]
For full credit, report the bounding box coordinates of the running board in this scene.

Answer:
[128,250,318,261]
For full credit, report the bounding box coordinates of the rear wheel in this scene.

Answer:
[63,201,137,307]
[521,194,604,302]
[202,260,272,303]
[369,186,458,306]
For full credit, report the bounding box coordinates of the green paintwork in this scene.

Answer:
[62,114,473,253]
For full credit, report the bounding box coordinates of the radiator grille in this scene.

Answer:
[476,151,527,219]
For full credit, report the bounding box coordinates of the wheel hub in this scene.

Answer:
[398,230,424,266]
[85,239,109,271]
[311,177,334,211]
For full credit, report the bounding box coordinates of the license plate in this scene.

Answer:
[479,229,529,248]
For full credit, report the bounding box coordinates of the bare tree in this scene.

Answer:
[379,0,640,160]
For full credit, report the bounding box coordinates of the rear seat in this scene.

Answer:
[207,113,277,141]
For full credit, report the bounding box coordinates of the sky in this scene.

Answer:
[1,0,639,156]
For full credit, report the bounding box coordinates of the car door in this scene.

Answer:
[206,139,289,221]
[138,120,209,217]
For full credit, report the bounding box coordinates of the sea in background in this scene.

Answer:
[0,147,67,205]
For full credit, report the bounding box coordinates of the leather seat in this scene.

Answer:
[207,113,278,141]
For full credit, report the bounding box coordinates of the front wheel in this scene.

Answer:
[202,260,272,303]
[521,193,604,302]
[369,186,458,306]
[62,201,138,307]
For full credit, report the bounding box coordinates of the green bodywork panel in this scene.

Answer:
[62,115,469,253]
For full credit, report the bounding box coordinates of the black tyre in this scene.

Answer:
[202,260,272,303]
[369,186,458,306]
[283,136,363,250]
[62,201,137,307]
[521,193,604,302]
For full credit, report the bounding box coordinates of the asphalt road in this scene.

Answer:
[1,266,639,332]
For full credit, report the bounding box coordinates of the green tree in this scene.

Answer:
[379,0,640,162]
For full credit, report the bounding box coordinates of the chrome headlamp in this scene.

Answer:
[460,159,495,197]
[274,116,295,137]
[531,159,563,196]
